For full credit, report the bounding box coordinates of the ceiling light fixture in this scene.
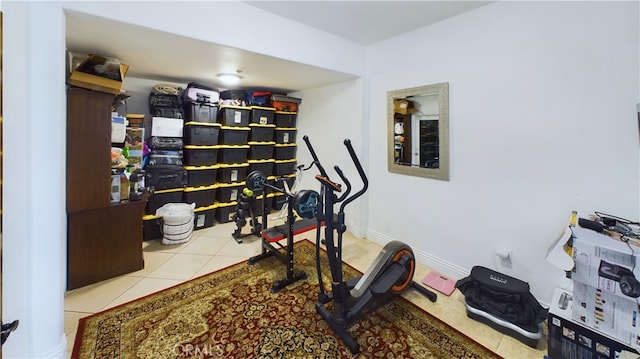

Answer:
[217,73,242,86]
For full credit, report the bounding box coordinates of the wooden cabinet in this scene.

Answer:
[66,87,145,290]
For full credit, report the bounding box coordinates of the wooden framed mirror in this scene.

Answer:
[387,82,449,180]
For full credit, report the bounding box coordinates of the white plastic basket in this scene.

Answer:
[156,203,195,245]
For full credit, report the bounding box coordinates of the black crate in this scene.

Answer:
[272,193,287,210]
[220,126,250,145]
[274,143,297,160]
[215,202,237,223]
[184,102,218,123]
[183,122,221,146]
[184,165,218,187]
[249,142,275,160]
[143,214,162,240]
[250,106,275,125]
[217,182,244,203]
[218,145,249,164]
[183,184,217,208]
[146,187,184,214]
[193,204,216,230]
[145,165,187,191]
[275,111,297,128]
[217,162,249,183]
[249,124,275,142]
[183,145,220,166]
[274,128,297,144]
[274,159,296,176]
[248,159,276,177]
[218,105,250,126]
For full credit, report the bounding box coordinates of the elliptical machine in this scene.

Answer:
[302,136,437,354]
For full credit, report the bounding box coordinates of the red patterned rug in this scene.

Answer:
[72,240,501,358]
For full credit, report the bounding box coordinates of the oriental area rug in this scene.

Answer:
[72,240,501,358]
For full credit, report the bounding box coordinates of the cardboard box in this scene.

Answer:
[548,288,639,358]
[571,227,640,300]
[151,117,184,138]
[572,282,640,348]
[68,54,129,95]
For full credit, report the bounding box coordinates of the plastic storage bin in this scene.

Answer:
[274,128,297,144]
[249,141,275,160]
[184,165,218,187]
[184,102,218,123]
[193,204,216,230]
[219,126,250,145]
[248,159,276,177]
[183,145,220,166]
[183,184,217,209]
[250,106,275,125]
[274,159,297,176]
[218,105,250,126]
[217,182,245,203]
[146,187,185,214]
[249,123,276,142]
[183,122,221,145]
[274,111,297,128]
[215,201,238,224]
[218,145,250,164]
[217,162,249,183]
[274,143,297,160]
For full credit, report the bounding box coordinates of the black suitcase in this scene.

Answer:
[149,93,180,108]
[147,150,183,166]
[150,106,183,119]
[147,136,183,150]
[145,165,187,191]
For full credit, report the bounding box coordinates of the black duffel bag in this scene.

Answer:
[455,266,548,334]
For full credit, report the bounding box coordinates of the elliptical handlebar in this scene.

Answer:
[303,135,329,179]
[339,139,368,212]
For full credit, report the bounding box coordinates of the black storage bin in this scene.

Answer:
[217,162,249,183]
[143,214,162,240]
[250,106,275,125]
[183,184,217,208]
[272,193,287,211]
[184,165,218,187]
[147,150,183,166]
[194,204,216,230]
[274,159,296,176]
[215,201,237,224]
[183,145,220,166]
[218,105,250,126]
[275,111,297,128]
[274,143,297,160]
[274,128,297,144]
[184,122,221,146]
[184,102,218,123]
[146,187,185,214]
[249,123,275,142]
[220,126,250,145]
[248,159,276,177]
[150,107,182,119]
[149,93,180,108]
[249,141,275,160]
[217,182,244,203]
[145,165,187,191]
[218,145,249,164]
[147,136,183,150]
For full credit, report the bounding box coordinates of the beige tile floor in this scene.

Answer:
[64,219,549,358]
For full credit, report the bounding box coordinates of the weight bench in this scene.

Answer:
[248,217,320,293]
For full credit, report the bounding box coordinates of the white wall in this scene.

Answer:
[365,1,639,303]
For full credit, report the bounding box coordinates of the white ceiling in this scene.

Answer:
[65,1,490,93]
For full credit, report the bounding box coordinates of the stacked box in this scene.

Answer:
[183,184,217,209]
[248,159,276,177]
[218,105,250,126]
[274,159,296,176]
[274,128,297,144]
[218,145,250,164]
[217,162,249,183]
[183,145,220,166]
[220,126,250,145]
[183,122,220,145]
[184,165,219,187]
[194,204,216,230]
[217,182,245,203]
[274,111,297,128]
[147,188,184,214]
[184,102,218,123]
[249,106,275,125]
[248,141,275,160]
[249,123,275,142]
[215,201,238,223]
[274,143,296,160]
